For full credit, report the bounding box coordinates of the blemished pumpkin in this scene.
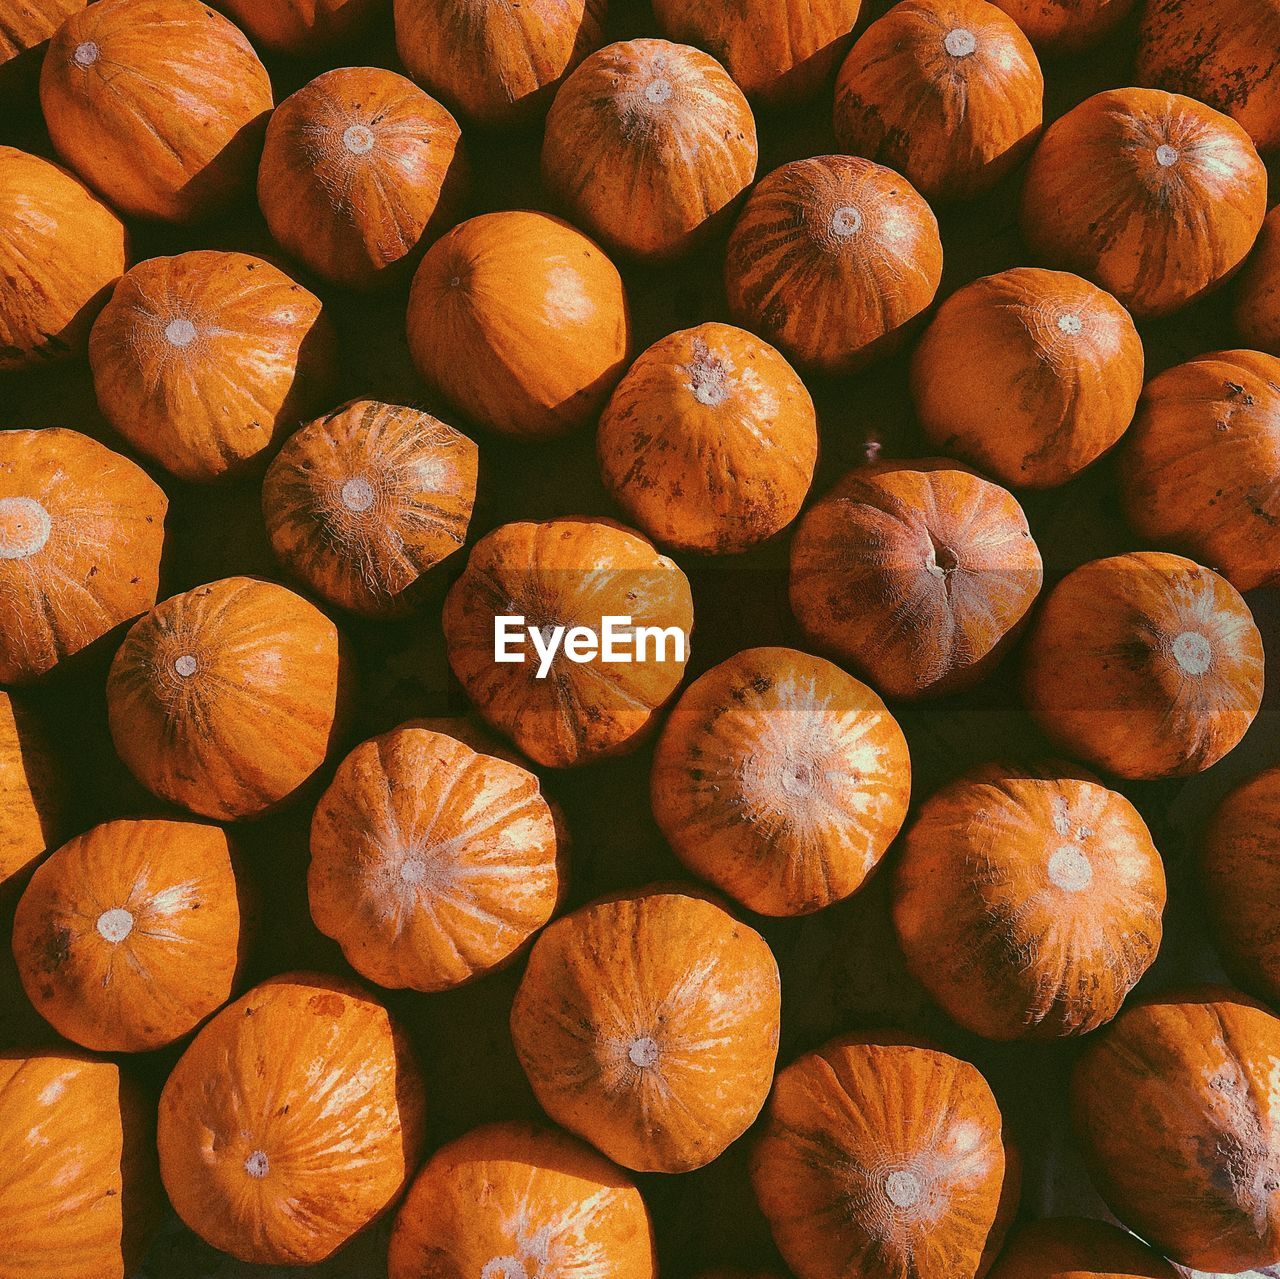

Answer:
[39,0,273,223]
[1020,88,1267,318]
[1072,988,1280,1272]
[651,647,911,916]
[987,1218,1179,1279]
[542,38,758,260]
[789,460,1043,700]
[90,250,337,483]
[832,0,1043,202]
[511,886,781,1173]
[1236,205,1280,354]
[987,0,1136,52]
[724,155,943,374]
[1121,349,1280,593]
[0,428,166,685]
[597,323,818,555]
[910,268,1144,488]
[157,972,426,1266]
[1021,551,1264,779]
[220,0,381,54]
[407,211,631,440]
[262,399,478,617]
[0,692,63,897]
[106,576,352,821]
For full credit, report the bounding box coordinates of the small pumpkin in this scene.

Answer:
[987,1218,1178,1279]
[219,0,381,53]
[0,0,84,90]
[1020,88,1267,318]
[40,0,273,223]
[910,268,1144,488]
[597,323,818,555]
[724,155,943,374]
[1236,205,1280,353]
[542,38,758,260]
[987,0,1136,52]
[0,692,63,898]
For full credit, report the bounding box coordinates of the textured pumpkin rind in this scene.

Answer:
[0,0,84,69]
[1236,206,1280,354]
[986,1217,1179,1279]
[0,692,64,895]
[987,0,1136,52]
[222,0,381,53]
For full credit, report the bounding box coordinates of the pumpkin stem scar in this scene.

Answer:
[1155,144,1179,167]
[174,654,198,677]
[244,1150,270,1178]
[644,78,673,105]
[830,205,863,237]
[0,497,53,559]
[341,477,376,512]
[885,1169,923,1208]
[688,352,731,407]
[1172,630,1212,675]
[96,908,134,943]
[1057,313,1083,336]
[482,1259,529,1279]
[944,28,978,57]
[629,1036,660,1068]
[1048,844,1093,892]
[73,41,99,67]
[780,758,816,797]
[164,318,198,348]
[342,124,375,155]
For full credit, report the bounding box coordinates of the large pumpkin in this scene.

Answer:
[987,0,1136,52]
[0,692,63,897]
[1020,88,1267,318]
[542,39,758,260]
[1236,205,1280,353]
[220,0,381,53]
[510,886,781,1172]
[911,268,1144,488]
[157,972,426,1266]
[0,428,166,685]
[597,323,817,554]
[90,250,337,483]
[40,0,272,222]
[724,155,943,374]
[987,1218,1178,1279]
[1022,551,1264,779]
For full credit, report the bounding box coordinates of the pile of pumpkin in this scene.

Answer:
[2,0,1280,1275]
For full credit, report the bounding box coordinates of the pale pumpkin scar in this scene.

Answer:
[1155,144,1179,167]
[628,1036,661,1068]
[1048,844,1093,891]
[1057,313,1083,335]
[885,1168,924,1208]
[1173,630,1213,675]
[830,206,863,237]
[340,477,376,512]
[96,908,134,943]
[164,318,198,348]
[244,1150,270,1178]
[342,124,376,155]
[174,654,198,677]
[944,28,978,57]
[72,41,99,67]
[644,78,673,105]
[0,497,53,558]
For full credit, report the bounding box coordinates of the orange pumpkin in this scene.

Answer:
[0,692,64,897]
[1236,205,1280,353]
[542,39,758,260]
[1072,988,1280,1272]
[910,268,1144,488]
[1120,349,1280,593]
[0,428,166,685]
[724,156,943,374]
[157,972,425,1266]
[987,0,1136,52]
[262,399,478,617]
[40,0,273,223]
[1022,552,1264,779]
[511,887,780,1172]
[220,0,381,53]
[444,519,693,768]
[389,1121,658,1279]
[407,211,631,440]
[597,323,817,554]
[651,647,911,916]
[987,1218,1178,1279]
[106,576,352,820]
[90,251,337,483]
[0,0,84,89]
[789,460,1043,699]
[1020,88,1267,318]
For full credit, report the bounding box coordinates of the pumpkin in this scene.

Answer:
[106,576,352,821]
[0,428,166,685]
[1236,205,1280,353]
[40,0,273,223]
[542,39,758,260]
[910,268,1144,488]
[1022,552,1264,779]
[443,519,693,768]
[157,971,426,1266]
[1020,88,1267,319]
[597,323,818,555]
[90,250,337,483]
[219,0,381,53]
[407,211,631,440]
[262,399,478,617]
[0,0,84,89]
[388,1121,657,1279]
[511,887,780,1173]
[0,692,63,897]
[724,155,943,374]
[987,1218,1179,1279]
[1072,988,1280,1272]
[832,0,1043,202]
[1120,349,1280,593]
[987,0,1136,52]
[789,460,1043,699]
[651,647,911,916]
[892,763,1165,1040]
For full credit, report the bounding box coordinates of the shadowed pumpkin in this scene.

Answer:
[0,692,64,898]
[986,1218,1178,1279]
[221,0,382,54]
[1236,205,1280,353]
[987,0,1136,52]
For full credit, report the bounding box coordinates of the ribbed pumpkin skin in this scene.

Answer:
[263,399,478,617]
[443,519,693,768]
[1121,350,1280,593]
[157,972,426,1266]
[40,0,273,223]
[987,1218,1179,1279]
[0,0,84,75]
[90,251,336,483]
[598,323,817,554]
[106,577,351,821]
[987,0,1135,52]
[651,647,911,916]
[725,156,943,374]
[389,1121,658,1279]
[1022,552,1264,779]
[511,887,781,1173]
[910,268,1143,488]
[1236,205,1280,354]
[1020,88,1267,318]
[1072,989,1280,1272]
[0,429,166,685]
[542,39,758,261]
[12,818,248,1052]
[833,0,1043,202]
[220,0,381,53]
[892,765,1165,1040]
[0,693,63,896]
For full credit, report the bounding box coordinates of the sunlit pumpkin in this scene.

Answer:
[0,0,84,90]
[987,0,1137,52]
[0,693,63,898]
[987,1218,1178,1279]
[220,0,381,53]
[1236,205,1280,354]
